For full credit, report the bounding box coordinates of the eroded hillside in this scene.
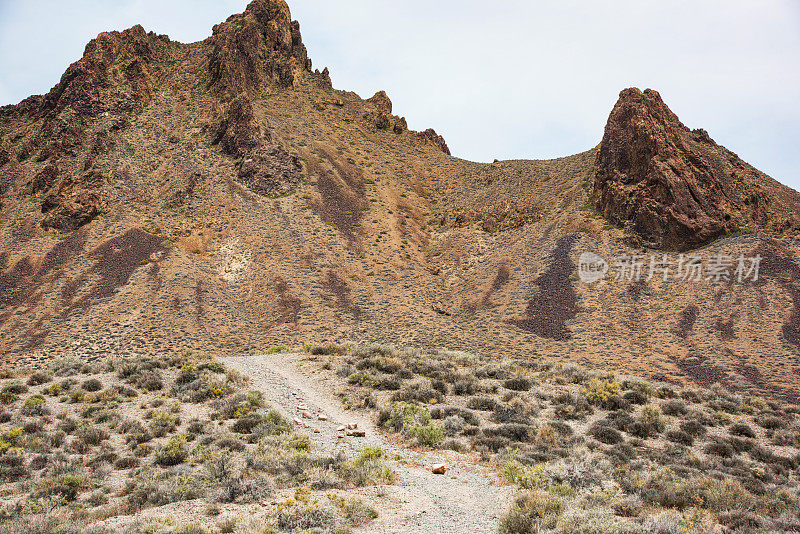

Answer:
[1,0,800,406]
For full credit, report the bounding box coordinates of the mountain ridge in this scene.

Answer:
[1,0,800,405]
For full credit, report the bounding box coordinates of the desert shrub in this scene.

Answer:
[390,382,443,405]
[252,411,291,439]
[148,410,180,437]
[309,343,347,356]
[27,371,52,386]
[661,399,687,416]
[0,451,28,481]
[623,379,656,397]
[379,402,442,447]
[730,422,756,438]
[122,469,202,510]
[78,426,109,446]
[553,391,593,420]
[216,436,246,452]
[34,473,86,501]
[410,423,444,447]
[499,490,563,533]
[757,414,785,430]
[726,436,754,453]
[665,429,693,446]
[643,511,686,534]
[199,361,226,374]
[333,496,379,526]
[443,415,466,436]
[117,358,164,391]
[590,423,624,445]
[114,456,140,469]
[627,406,665,439]
[705,440,735,458]
[21,394,48,416]
[276,505,337,532]
[772,429,799,446]
[484,423,534,443]
[504,376,532,392]
[176,364,199,385]
[582,378,623,409]
[81,378,102,392]
[622,389,648,405]
[431,379,448,395]
[2,382,28,401]
[475,364,511,380]
[679,419,707,437]
[232,414,265,434]
[218,474,274,504]
[453,379,478,396]
[155,434,189,466]
[265,345,289,355]
[467,395,500,412]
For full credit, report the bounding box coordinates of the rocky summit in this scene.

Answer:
[2,0,800,408]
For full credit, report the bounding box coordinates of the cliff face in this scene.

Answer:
[1,2,800,403]
[594,88,800,251]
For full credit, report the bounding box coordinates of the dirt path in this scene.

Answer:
[223,353,513,534]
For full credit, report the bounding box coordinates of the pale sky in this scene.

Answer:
[1,1,798,190]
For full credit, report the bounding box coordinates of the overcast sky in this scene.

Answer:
[1,1,798,189]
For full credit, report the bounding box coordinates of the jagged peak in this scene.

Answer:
[594,87,800,250]
[208,0,311,99]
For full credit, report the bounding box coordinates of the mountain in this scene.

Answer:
[1,0,799,404]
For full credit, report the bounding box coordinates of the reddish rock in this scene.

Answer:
[594,88,800,250]
[431,463,447,475]
[208,0,310,98]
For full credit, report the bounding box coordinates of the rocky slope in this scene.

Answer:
[1,0,800,405]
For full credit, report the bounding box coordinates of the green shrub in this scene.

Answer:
[21,394,48,416]
[410,423,444,447]
[499,490,563,533]
[155,434,189,466]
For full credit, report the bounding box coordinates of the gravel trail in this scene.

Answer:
[223,353,513,534]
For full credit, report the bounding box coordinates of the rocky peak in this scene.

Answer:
[208,0,310,99]
[42,24,170,118]
[594,88,800,250]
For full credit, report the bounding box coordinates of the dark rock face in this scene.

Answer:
[416,128,451,156]
[239,145,302,197]
[41,191,104,232]
[208,0,310,99]
[594,88,800,251]
[217,95,266,158]
[215,94,301,196]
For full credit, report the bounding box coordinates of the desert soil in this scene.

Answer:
[223,353,514,534]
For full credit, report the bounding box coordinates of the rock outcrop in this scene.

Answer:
[416,128,451,155]
[215,94,302,196]
[363,91,407,134]
[208,0,310,99]
[594,88,800,250]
